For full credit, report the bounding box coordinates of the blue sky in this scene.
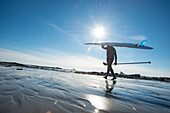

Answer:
[0,0,170,77]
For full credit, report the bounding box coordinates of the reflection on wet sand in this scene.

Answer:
[85,80,117,111]
[85,94,106,110]
[105,80,116,93]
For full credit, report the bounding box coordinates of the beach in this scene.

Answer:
[0,66,170,113]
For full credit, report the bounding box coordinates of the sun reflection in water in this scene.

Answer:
[95,109,99,113]
[46,110,51,113]
[86,94,107,110]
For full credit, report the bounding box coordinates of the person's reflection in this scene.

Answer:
[105,80,116,93]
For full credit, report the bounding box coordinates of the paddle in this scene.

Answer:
[103,61,151,65]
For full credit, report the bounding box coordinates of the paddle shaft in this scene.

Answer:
[103,61,151,65]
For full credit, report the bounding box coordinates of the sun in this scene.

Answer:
[93,26,105,39]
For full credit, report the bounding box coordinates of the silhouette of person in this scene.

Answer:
[102,45,117,80]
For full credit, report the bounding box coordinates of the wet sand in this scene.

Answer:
[0,66,170,113]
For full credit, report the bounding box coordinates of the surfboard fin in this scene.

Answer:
[135,39,148,46]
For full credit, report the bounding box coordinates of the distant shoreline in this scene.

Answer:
[0,61,170,83]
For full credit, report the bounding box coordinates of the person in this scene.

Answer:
[102,45,117,80]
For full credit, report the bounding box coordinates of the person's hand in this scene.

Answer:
[101,45,105,48]
[114,62,117,65]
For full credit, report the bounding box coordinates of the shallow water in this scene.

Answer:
[0,66,170,113]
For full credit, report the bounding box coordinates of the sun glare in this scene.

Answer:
[93,26,105,38]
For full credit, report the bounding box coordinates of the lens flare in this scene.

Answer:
[54,100,58,105]
[93,26,105,39]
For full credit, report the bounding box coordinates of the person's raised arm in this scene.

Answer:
[101,45,107,50]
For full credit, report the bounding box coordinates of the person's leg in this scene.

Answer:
[107,64,111,75]
[110,66,114,76]
[109,58,116,80]
[104,66,109,79]
[104,59,111,79]
[111,66,116,80]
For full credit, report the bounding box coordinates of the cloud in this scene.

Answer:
[0,48,104,71]
[0,48,56,66]
[0,48,169,77]
[45,22,65,33]
[44,22,80,44]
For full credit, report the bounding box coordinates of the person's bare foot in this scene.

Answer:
[111,76,116,80]
[103,76,107,79]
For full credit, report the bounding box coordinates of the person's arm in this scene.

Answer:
[114,49,117,65]
[101,45,107,50]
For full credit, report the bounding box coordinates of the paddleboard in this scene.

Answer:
[85,39,153,50]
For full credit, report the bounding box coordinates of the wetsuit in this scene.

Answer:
[102,45,117,79]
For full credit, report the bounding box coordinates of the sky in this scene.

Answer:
[0,0,170,77]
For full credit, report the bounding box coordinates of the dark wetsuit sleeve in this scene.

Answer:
[101,45,107,50]
[114,49,117,63]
